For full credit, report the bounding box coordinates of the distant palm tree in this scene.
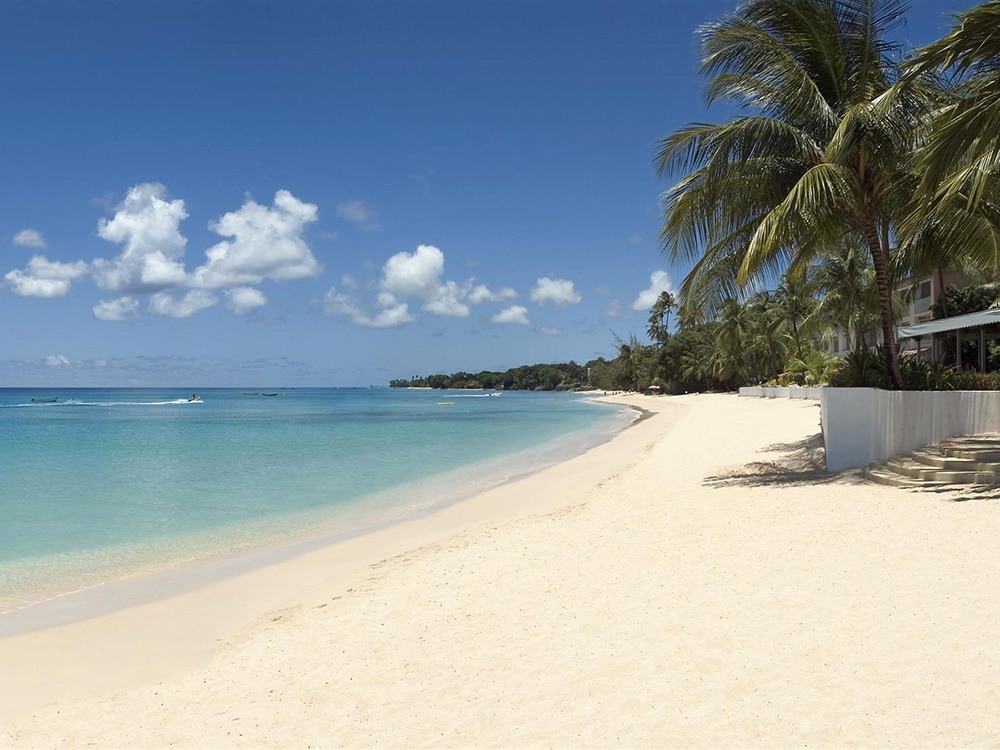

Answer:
[656,0,939,389]
[646,290,677,344]
[775,273,817,360]
[814,243,881,350]
[613,332,649,391]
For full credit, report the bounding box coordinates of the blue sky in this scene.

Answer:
[0,0,971,387]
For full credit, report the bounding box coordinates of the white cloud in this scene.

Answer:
[93,297,140,321]
[13,228,46,249]
[381,244,445,300]
[467,284,517,304]
[540,326,563,335]
[492,305,530,325]
[149,290,217,318]
[92,182,189,293]
[45,354,70,367]
[531,277,581,308]
[324,288,366,321]
[326,244,514,327]
[191,190,321,289]
[424,280,469,318]
[324,287,414,328]
[224,287,267,315]
[3,185,325,322]
[4,256,89,297]
[369,303,415,328]
[379,244,471,318]
[336,200,379,230]
[632,270,674,311]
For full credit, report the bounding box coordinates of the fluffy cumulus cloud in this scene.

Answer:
[4,256,89,297]
[491,305,530,325]
[325,245,523,328]
[92,182,189,293]
[423,279,469,318]
[45,354,70,367]
[149,290,217,318]
[13,228,46,249]
[1,183,324,322]
[531,277,581,308]
[632,270,674,311]
[93,297,140,321]
[324,287,414,328]
[224,287,267,315]
[381,244,446,300]
[335,200,379,230]
[191,190,321,289]
[467,284,517,304]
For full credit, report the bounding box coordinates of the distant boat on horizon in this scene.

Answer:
[261,392,279,397]
[29,397,57,403]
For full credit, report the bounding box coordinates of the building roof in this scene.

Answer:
[898,308,1000,339]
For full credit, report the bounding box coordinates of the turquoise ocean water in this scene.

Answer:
[0,388,632,617]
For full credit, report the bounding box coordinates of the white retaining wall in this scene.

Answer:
[820,388,1000,472]
[739,386,1000,472]
[738,386,825,400]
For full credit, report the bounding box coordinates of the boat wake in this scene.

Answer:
[6,399,203,408]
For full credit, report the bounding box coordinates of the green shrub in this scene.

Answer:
[827,347,890,388]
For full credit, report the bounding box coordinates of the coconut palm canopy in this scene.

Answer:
[909,1,1000,211]
[655,0,950,389]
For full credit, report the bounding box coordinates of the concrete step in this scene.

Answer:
[909,448,1000,472]
[866,465,944,489]
[867,433,1000,488]
[885,457,945,480]
[942,448,1000,462]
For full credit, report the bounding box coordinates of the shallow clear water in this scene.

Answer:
[0,388,631,612]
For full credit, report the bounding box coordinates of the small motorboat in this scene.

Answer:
[186,394,203,403]
[261,392,278,397]
[30,397,57,403]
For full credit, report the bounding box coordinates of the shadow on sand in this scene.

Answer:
[703,432,871,488]
[705,432,1000,501]
[937,484,1000,502]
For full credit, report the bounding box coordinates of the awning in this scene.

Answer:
[898,308,1000,339]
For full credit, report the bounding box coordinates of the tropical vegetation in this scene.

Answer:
[654,0,1000,391]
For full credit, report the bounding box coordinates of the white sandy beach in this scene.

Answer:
[3,392,1000,748]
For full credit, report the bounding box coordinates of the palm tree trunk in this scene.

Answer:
[936,268,949,317]
[864,220,904,389]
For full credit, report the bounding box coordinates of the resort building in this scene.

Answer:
[821,269,1000,372]
[895,270,964,359]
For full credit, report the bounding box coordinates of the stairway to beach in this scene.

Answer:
[866,435,1000,488]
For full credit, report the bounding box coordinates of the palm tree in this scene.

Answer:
[656,0,938,389]
[775,272,817,360]
[646,290,677,345]
[908,1,1000,212]
[613,332,650,391]
[900,2,1000,286]
[813,242,881,350]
